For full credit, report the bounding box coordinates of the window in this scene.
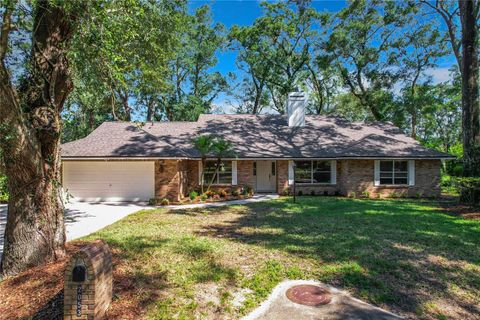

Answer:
[295,161,312,183]
[203,161,232,184]
[313,161,330,183]
[294,160,331,184]
[379,160,408,185]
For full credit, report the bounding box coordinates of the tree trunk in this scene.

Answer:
[88,109,95,130]
[411,111,417,139]
[252,88,262,114]
[119,91,131,121]
[0,1,80,276]
[146,98,156,122]
[459,0,480,177]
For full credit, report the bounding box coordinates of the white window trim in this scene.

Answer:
[232,161,238,185]
[288,161,294,185]
[408,160,415,186]
[331,160,337,184]
[374,160,414,186]
[374,160,380,186]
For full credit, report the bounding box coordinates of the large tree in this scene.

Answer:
[398,23,447,138]
[325,0,414,121]
[0,0,180,276]
[0,0,84,276]
[158,5,230,121]
[69,0,183,124]
[421,0,480,176]
[230,2,319,114]
[459,0,480,176]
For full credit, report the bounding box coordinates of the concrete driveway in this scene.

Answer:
[0,195,279,260]
[0,202,148,260]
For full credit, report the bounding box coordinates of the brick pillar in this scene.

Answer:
[64,240,113,320]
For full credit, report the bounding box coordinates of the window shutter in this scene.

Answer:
[331,160,337,184]
[374,160,380,186]
[198,161,203,185]
[288,161,294,185]
[232,161,238,185]
[408,160,415,186]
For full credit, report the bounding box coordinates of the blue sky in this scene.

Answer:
[186,0,456,113]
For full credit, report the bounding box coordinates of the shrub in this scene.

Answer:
[0,175,8,203]
[189,191,198,200]
[200,194,208,201]
[441,175,458,195]
[282,187,291,196]
[415,192,423,199]
[455,177,480,205]
[218,189,228,198]
[362,191,370,199]
[297,190,303,196]
[323,191,328,196]
[231,188,240,196]
[390,192,399,198]
[348,192,356,198]
[205,190,216,198]
[242,185,254,196]
[310,190,315,196]
[148,198,157,206]
[212,194,221,200]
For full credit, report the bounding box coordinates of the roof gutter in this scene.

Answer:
[61,155,456,161]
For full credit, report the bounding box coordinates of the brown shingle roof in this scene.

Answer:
[61,114,453,159]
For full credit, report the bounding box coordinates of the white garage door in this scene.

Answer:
[63,161,155,202]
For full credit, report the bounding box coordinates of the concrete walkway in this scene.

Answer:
[165,194,279,210]
[0,204,6,261]
[0,194,279,260]
[243,280,403,320]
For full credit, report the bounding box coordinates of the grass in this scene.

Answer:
[82,197,480,319]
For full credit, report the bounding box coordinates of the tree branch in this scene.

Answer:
[0,6,13,61]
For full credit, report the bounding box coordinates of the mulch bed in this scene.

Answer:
[0,241,148,320]
[0,242,89,320]
[166,194,253,206]
[439,202,480,219]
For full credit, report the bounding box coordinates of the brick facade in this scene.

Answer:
[154,159,441,200]
[184,160,255,194]
[337,159,441,198]
[238,160,255,187]
[64,240,112,320]
[154,159,188,202]
[277,160,289,195]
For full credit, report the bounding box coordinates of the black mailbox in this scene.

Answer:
[72,265,87,282]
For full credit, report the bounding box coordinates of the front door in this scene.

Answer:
[256,161,276,192]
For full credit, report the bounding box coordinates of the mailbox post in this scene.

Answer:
[64,240,112,320]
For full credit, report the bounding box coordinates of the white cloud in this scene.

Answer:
[212,100,238,114]
[425,67,452,84]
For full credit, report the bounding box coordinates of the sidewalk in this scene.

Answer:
[164,194,279,210]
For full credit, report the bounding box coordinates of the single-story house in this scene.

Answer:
[61,93,453,202]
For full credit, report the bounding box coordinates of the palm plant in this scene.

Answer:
[207,139,235,190]
[193,135,215,193]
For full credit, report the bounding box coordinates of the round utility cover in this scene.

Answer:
[285,285,332,307]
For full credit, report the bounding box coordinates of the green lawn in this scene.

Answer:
[83,197,480,320]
